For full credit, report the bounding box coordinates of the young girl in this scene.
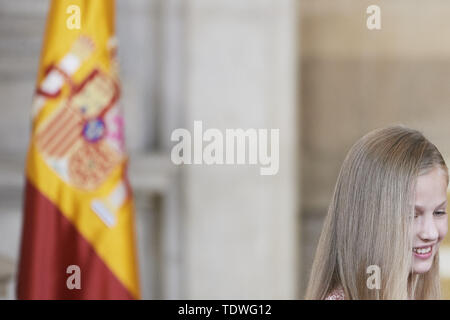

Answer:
[305,125,449,300]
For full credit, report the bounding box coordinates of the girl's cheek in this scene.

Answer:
[412,220,420,238]
[439,219,448,239]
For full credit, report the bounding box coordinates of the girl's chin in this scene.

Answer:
[412,261,433,274]
[412,268,431,274]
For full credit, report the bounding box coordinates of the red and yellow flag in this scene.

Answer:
[17,0,140,299]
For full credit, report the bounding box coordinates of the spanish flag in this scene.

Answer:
[17,0,140,299]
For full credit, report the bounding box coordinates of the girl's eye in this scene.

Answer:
[434,211,447,216]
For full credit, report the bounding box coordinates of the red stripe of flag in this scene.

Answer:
[17,180,134,299]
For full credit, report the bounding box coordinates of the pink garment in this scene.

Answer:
[325,287,345,300]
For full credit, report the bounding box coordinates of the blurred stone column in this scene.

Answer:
[180,0,299,299]
[0,255,15,299]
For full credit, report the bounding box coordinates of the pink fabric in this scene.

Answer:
[325,287,345,300]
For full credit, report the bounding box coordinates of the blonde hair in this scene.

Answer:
[305,125,449,300]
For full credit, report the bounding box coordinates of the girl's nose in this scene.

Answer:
[418,215,439,242]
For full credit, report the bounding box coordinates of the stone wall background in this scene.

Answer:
[0,0,298,299]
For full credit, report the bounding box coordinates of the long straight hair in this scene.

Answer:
[305,125,449,299]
